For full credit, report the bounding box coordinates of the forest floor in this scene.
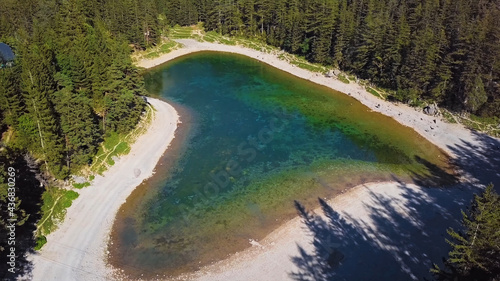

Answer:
[137,39,500,280]
[25,98,179,281]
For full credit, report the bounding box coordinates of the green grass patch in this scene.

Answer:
[72,182,90,189]
[159,41,178,53]
[145,51,159,59]
[34,235,47,250]
[35,187,79,249]
[291,60,326,73]
[461,118,482,131]
[132,40,180,63]
[441,109,457,124]
[366,87,382,98]
[337,74,350,84]
[91,132,129,174]
[263,45,274,52]
[194,34,204,42]
[460,114,500,137]
[218,37,237,45]
[204,36,216,43]
[169,25,194,39]
[205,31,219,38]
[106,142,130,166]
[103,132,121,151]
[469,114,499,125]
[203,33,218,41]
[97,165,106,175]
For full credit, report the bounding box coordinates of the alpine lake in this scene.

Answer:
[109,52,455,279]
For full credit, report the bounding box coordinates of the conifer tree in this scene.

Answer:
[20,41,66,178]
[52,73,99,171]
[432,184,500,281]
[0,67,24,127]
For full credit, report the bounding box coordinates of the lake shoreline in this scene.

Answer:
[138,39,475,157]
[133,40,494,281]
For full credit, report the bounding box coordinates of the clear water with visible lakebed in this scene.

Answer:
[109,52,453,279]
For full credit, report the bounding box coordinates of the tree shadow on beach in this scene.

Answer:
[290,183,473,281]
[290,131,500,280]
[446,131,500,189]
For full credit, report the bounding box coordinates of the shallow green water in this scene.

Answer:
[111,52,451,278]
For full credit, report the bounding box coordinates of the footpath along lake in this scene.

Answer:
[109,52,454,279]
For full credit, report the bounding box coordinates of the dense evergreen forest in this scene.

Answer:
[162,0,500,117]
[0,0,150,179]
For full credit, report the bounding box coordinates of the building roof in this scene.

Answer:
[0,43,15,62]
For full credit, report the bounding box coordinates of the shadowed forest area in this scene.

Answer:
[0,152,43,280]
[291,133,500,280]
[1,1,149,277]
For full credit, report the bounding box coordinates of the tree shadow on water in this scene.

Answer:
[290,131,500,280]
[412,155,459,187]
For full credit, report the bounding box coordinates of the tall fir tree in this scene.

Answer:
[432,184,500,281]
[20,40,66,178]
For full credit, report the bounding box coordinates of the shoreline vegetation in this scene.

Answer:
[28,98,179,280]
[32,100,156,251]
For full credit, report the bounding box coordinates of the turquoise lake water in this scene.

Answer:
[110,52,452,278]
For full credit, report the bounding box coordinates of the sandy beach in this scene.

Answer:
[27,98,179,280]
[28,39,499,281]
